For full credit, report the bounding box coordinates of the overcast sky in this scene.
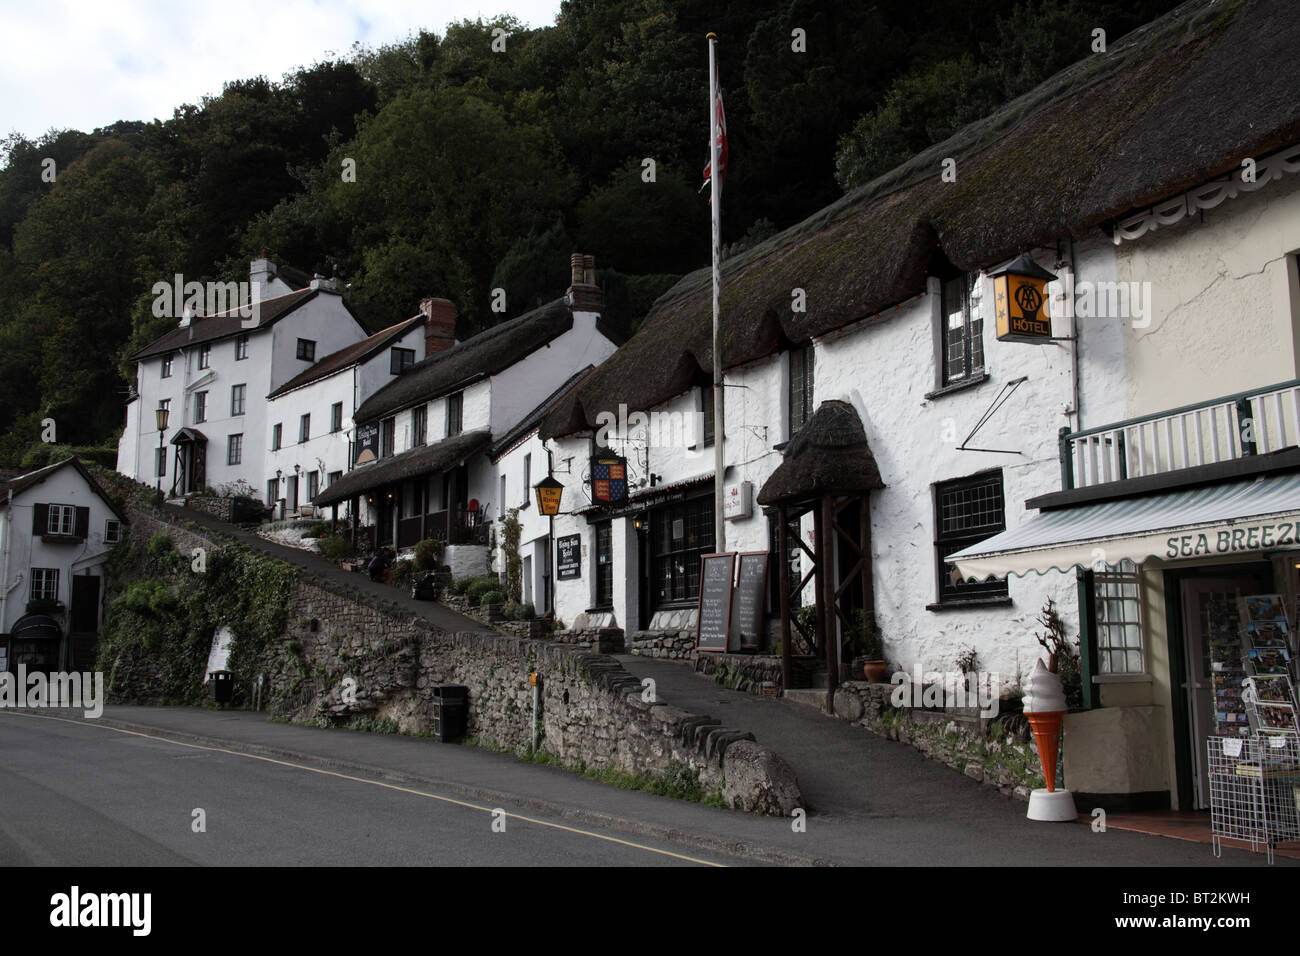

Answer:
[0,0,560,145]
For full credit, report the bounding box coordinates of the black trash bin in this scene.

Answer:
[431,684,469,741]
[210,670,234,704]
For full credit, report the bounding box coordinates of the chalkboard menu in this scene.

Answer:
[353,422,379,465]
[732,551,768,651]
[696,553,735,652]
[556,534,581,580]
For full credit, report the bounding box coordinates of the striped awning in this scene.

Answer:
[949,472,1300,581]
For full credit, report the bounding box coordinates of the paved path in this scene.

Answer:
[158,503,480,633]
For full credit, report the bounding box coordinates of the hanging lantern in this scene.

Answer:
[990,253,1058,344]
[533,475,564,516]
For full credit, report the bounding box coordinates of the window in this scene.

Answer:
[194,391,208,424]
[933,471,1007,605]
[198,343,211,369]
[227,433,243,466]
[297,338,316,361]
[522,454,531,505]
[701,385,715,448]
[328,471,342,487]
[331,402,343,434]
[1094,560,1145,674]
[47,504,75,536]
[307,470,319,501]
[500,474,507,518]
[788,343,815,435]
[412,405,427,446]
[235,334,249,360]
[594,522,614,608]
[942,272,983,386]
[446,392,463,437]
[650,496,715,608]
[391,347,415,374]
[230,384,246,416]
[299,414,311,444]
[156,447,167,478]
[104,519,122,544]
[381,417,396,457]
[271,423,282,451]
[30,568,59,603]
[161,354,173,378]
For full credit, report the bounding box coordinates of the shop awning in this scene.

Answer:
[313,429,491,507]
[949,472,1300,580]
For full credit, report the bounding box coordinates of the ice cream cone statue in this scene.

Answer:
[1022,659,1077,822]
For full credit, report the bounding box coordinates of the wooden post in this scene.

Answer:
[859,496,875,629]
[778,506,793,690]
[812,505,827,662]
[820,495,838,711]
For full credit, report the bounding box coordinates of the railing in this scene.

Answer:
[1061,378,1300,490]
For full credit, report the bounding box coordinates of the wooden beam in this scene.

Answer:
[860,496,876,631]
[820,495,838,711]
[778,506,793,690]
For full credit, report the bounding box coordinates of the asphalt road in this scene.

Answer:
[0,712,740,867]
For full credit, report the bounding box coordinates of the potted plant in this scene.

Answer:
[852,609,889,683]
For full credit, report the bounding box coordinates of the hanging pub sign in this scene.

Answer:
[590,454,628,504]
[556,534,581,580]
[354,422,380,465]
[990,253,1058,344]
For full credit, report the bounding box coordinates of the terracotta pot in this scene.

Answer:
[863,660,889,683]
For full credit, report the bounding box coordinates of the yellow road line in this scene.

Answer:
[1,711,726,867]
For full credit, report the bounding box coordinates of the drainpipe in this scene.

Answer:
[0,489,11,632]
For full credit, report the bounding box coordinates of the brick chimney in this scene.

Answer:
[420,297,457,355]
[567,253,602,313]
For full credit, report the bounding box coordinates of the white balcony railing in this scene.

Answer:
[1062,379,1300,489]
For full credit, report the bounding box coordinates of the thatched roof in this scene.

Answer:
[355,299,572,424]
[757,401,884,506]
[313,430,491,507]
[541,0,1300,439]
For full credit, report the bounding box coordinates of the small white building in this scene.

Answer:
[0,457,125,674]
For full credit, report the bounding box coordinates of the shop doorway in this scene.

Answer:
[1175,566,1268,809]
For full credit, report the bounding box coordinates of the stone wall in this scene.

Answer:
[629,629,695,660]
[693,653,784,693]
[117,503,802,814]
[829,681,1042,802]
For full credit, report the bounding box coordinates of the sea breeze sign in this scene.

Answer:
[590,455,627,504]
[1165,519,1300,560]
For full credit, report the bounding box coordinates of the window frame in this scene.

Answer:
[701,385,715,448]
[235,334,249,360]
[194,390,208,424]
[104,518,122,544]
[47,504,76,537]
[331,402,343,434]
[299,413,311,444]
[446,392,463,437]
[931,469,1009,607]
[1092,560,1147,677]
[788,343,815,437]
[296,338,316,362]
[650,495,716,611]
[940,271,984,387]
[198,343,211,370]
[161,354,174,378]
[380,417,396,457]
[390,347,415,375]
[30,568,59,603]
[593,521,614,609]
[230,383,246,417]
[227,433,243,466]
[411,405,427,446]
[522,453,531,506]
[271,423,282,451]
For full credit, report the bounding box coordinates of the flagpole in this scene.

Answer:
[708,31,726,555]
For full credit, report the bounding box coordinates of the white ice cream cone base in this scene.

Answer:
[1027,788,1077,822]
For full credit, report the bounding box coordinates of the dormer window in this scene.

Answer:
[941,272,982,386]
[198,343,211,369]
[297,338,316,362]
[161,354,174,378]
[391,347,415,374]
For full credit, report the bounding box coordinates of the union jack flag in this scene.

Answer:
[591,458,627,503]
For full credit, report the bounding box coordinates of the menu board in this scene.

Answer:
[731,552,768,651]
[696,553,735,652]
[556,534,581,580]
